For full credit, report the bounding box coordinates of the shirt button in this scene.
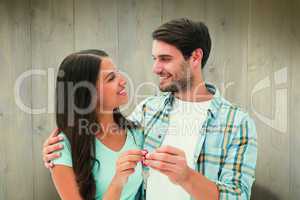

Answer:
[158,134,162,139]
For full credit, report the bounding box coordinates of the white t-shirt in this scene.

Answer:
[147,97,211,200]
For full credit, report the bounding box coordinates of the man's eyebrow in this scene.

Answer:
[152,55,173,58]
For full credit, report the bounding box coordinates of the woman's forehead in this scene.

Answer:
[101,57,114,67]
[99,58,117,76]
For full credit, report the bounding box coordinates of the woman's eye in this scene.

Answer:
[108,74,115,81]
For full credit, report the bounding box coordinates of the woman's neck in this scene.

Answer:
[96,112,123,138]
[97,112,114,124]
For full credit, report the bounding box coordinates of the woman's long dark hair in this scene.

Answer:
[55,49,136,200]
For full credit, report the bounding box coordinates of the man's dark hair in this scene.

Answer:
[152,18,211,68]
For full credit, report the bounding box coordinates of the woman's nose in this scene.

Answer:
[119,75,127,86]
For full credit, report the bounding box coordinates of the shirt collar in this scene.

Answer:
[163,82,222,119]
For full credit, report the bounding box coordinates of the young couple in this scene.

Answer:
[42,18,257,200]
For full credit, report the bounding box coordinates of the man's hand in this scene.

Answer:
[42,128,64,169]
[144,145,193,186]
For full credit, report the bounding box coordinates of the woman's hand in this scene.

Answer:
[103,149,145,200]
[112,149,145,187]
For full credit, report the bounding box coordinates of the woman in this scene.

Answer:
[50,49,145,200]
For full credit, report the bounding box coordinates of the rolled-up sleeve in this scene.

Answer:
[215,115,257,200]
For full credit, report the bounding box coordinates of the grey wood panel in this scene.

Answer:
[162,0,205,22]
[0,1,299,199]
[0,0,33,199]
[74,0,118,60]
[117,0,162,114]
[202,0,249,108]
[30,0,74,199]
[290,0,300,199]
[248,0,291,199]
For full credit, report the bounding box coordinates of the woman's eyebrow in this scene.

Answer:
[104,71,115,80]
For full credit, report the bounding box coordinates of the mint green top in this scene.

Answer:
[52,128,144,200]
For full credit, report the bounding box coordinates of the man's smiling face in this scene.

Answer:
[151,40,193,93]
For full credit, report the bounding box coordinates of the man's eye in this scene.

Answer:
[161,58,170,62]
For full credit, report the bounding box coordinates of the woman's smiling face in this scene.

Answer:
[96,57,128,112]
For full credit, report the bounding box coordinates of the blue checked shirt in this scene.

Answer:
[129,83,257,200]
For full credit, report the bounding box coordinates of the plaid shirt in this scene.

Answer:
[129,83,257,200]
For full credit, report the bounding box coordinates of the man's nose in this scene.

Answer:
[152,61,163,74]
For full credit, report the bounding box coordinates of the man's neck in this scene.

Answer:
[174,81,213,102]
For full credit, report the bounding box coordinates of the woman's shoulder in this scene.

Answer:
[57,131,71,146]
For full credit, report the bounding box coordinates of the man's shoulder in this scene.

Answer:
[216,96,253,125]
[208,97,256,141]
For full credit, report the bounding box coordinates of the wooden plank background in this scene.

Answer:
[0,0,299,199]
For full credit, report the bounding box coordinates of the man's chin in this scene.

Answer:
[159,84,179,92]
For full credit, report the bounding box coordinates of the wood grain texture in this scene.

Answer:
[0,0,33,199]
[162,0,205,22]
[202,0,249,108]
[74,0,118,59]
[0,0,299,199]
[30,0,74,199]
[117,0,162,114]
[248,0,291,199]
[290,0,300,199]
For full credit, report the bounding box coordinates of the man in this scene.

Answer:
[43,18,257,200]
